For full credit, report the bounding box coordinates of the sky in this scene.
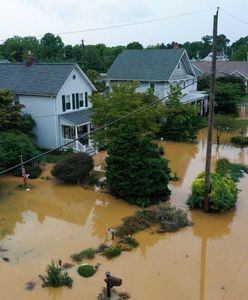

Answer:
[0,0,247,47]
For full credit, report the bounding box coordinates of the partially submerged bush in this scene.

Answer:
[216,158,248,182]
[12,165,42,179]
[103,246,121,259]
[51,152,94,184]
[43,261,73,288]
[187,172,238,212]
[71,248,96,262]
[77,264,96,277]
[231,136,248,146]
[115,206,190,238]
[118,237,139,251]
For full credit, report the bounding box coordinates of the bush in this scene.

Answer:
[71,248,96,262]
[231,136,248,146]
[43,261,73,288]
[0,132,39,168]
[12,165,42,179]
[216,158,248,182]
[103,246,121,259]
[187,172,238,212]
[106,127,171,207]
[51,152,94,184]
[118,237,139,251]
[77,264,96,278]
[115,206,190,238]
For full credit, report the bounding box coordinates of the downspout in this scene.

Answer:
[53,96,59,147]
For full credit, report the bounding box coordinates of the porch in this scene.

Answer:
[59,109,96,155]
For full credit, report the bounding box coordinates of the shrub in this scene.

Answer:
[118,237,139,251]
[115,207,190,238]
[43,261,73,287]
[106,127,171,207]
[216,158,248,182]
[77,264,96,278]
[103,246,121,259]
[231,136,248,146]
[12,165,42,179]
[187,172,238,212]
[51,152,94,184]
[71,248,96,262]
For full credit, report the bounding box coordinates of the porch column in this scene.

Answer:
[75,126,79,152]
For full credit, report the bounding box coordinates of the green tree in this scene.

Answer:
[38,33,64,62]
[106,126,171,207]
[126,41,143,49]
[0,89,35,134]
[159,85,203,142]
[214,114,239,145]
[0,132,38,168]
[91,82,165,148]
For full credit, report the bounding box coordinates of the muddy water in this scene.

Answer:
[0,129,248,300]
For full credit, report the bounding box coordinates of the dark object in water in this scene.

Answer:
[2,257,9,262]
[38,274,46,283]
[25,281,36,291]
[0,246,8,252]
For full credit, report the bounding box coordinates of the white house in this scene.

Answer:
[106,48,207,113]
[0,62,96,153]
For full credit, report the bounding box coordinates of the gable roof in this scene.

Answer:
[192,61,248,79]
[107,48,188,81]
[0,63,95,96]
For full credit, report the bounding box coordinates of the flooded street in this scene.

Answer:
[0,129,248,300]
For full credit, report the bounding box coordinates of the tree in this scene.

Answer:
[106,126,171,207]
[0,132,38,168]
[91,82,165,148]
[214,114,239,145]
[0,89,35,134]
[126,41,143,49]
[159,85,203,142]
[51,153,94,184]
[38,33,64,62]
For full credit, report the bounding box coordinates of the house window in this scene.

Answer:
[85,92,88,107]
[177,62,181,70]
[65,95,71,110]
[15,95,19,104]
[79,93,84,107]
[149,82,155,92]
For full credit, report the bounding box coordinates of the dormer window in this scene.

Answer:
[177,62,181,70]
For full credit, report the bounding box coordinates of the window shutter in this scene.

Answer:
[76,93,79,108]
[62,95,66,112]
[85,92,88,107]
[72,94,75,109]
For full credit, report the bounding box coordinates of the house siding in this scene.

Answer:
[19,95,58,149]
[56,68,93,115]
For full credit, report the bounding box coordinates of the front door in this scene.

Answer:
[77,124,89,145]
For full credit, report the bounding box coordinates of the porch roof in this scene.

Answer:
[59,109,92,126]
[180,91,207,104]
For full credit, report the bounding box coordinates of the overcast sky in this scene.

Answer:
[1,0,247,46]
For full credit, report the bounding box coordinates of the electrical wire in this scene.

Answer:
[221,8,248,26]
[0,73,211,176]
[0,7,216,43]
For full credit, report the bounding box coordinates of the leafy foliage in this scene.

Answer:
[103,246,121,259]
[214,114,240,145]
[216,158,248,182]
[0,132,38,168]
[106,126,171,207]
[231,136,248,146]
[43,261,73,288]
[51,152,94,184]
[159,85,204,142]
[12,165,42,179]
[70,248,96,262]
[77,264,96,278]
[91,82,165,148]
[187,172,238,212]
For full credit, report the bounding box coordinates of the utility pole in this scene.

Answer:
[204,7,219,213]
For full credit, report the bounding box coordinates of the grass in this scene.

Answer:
[115,206,190,238]
[216,158,248,183]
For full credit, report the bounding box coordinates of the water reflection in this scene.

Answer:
[191,210,235,300]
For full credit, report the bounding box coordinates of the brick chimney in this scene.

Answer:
[26,51,34,66]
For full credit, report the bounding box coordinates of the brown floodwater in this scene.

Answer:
[0,128,248,300]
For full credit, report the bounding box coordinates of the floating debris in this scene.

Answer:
[0,246,8,252]
[2,257,10,262]
[25,281,37,291]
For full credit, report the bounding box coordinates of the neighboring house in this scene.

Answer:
[202,51,229,61]
[107,48,207,113]
[192,61,248,90]
[0,62,96,153]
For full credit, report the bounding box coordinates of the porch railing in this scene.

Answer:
[61,138,86,152]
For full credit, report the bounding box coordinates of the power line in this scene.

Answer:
[0,73,211,176]
[221,8,248,26]
[0,7,215,43]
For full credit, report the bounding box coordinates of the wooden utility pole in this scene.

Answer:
[204,7,219,213]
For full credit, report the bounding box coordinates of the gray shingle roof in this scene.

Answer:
[107,48,185,81]
[59,109,92,126]
[0,63,76,96]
